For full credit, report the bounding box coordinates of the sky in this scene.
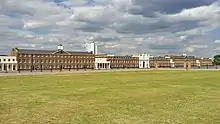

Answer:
[0,0,220,57]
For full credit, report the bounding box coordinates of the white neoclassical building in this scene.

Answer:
[133,53,150,68]
[0,55,17,72]
[95,56,110,70]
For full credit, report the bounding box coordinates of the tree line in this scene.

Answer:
[214,55,220,65]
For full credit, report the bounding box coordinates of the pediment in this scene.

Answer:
[52,50,71,55]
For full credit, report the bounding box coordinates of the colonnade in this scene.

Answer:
[0,63,17,71]
[95,63,110,69]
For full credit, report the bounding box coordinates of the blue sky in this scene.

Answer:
[210,29,220,39]
[0,0,220,57]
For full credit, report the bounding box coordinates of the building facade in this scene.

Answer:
[95,55,110,70]
[11,45,95,71]
[0,55,17,72]
[107,55,139,69]
[133,53,150,68]
[150,55,213,69]
[1,43,212,72]
[150,56,171,68]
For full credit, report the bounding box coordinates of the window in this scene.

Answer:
[12,59,15,61]
[4,59,6,61]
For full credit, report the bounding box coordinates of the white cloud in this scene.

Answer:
[23,21,46,29]
[215,40,220,43]
[160,2,220,22]
[0,0,219,57]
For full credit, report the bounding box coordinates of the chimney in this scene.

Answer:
[58,44,63,51]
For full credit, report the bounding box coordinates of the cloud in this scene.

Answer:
[215,40,220,43]
[184,44,208,52]
[0,0,219,57]
[157,2,220,22]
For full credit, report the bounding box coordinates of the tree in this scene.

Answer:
[213,55,220,65]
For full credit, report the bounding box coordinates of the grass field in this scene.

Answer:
[1,70,220,124]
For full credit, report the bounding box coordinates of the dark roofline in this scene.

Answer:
[16,48,93,55]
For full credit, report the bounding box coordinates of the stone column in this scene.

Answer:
[11,64,14,71]
[147,61,150,68]
[2,64,5,71]
[15,64,18,71]
[7,64,9,71]
[95,63,98,69]
[109,63,111,69]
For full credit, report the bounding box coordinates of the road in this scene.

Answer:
[0,68,220,76]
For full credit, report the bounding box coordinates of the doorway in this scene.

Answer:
[143,61,145,68]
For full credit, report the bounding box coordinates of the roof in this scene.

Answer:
[15,48,93,55]
[107,55,137,59]
[150,57,170,61]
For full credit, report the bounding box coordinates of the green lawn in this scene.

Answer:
[1,70,220,124]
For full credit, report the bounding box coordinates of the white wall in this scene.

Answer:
[95,57,110,69]
[95,58,110,64]
[138,54,150,68]
[0,56,17,71]
[95,45,98,55]
[85,42,98,54]
[170,59,175,67]
[0,56,17,64]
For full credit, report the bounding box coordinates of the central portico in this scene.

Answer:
[95,55,110,70]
